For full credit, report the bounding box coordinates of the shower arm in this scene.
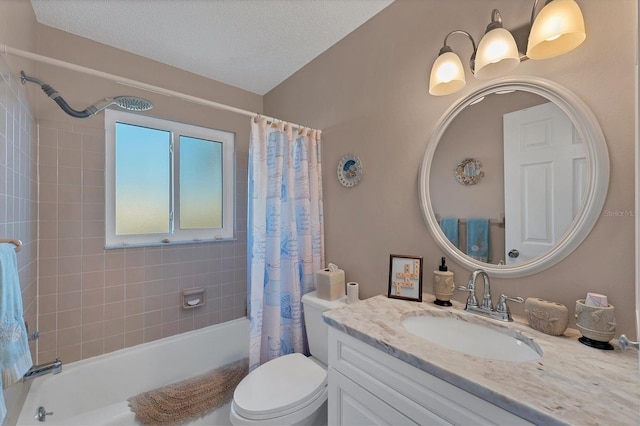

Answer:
[19,71,151,118]
[21,71,101,118]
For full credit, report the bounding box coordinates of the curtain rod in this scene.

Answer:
[1,44,315,131]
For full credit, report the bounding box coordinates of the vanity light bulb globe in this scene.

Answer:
[484,39,511,63]
[475,28,520,80]
[526,0,586,59]
[429,51,466,96]
[545,33,562,42]
[438,63,457,83]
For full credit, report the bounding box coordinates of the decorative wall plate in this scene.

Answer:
[337,153,363,187]
[455,158,484,185]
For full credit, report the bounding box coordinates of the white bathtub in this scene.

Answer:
[16,318,249,425]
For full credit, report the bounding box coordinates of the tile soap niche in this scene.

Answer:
[182,287,205,309]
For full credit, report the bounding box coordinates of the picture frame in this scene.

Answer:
[388,254,423,302]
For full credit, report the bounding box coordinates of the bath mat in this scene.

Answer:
[128,357,248,425]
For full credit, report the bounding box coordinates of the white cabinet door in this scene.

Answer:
[328,328,534,426]
[329,367,424,426]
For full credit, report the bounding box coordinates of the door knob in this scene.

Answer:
[508,249,519,258]
[36,406,53,422]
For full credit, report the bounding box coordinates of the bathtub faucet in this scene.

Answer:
[23,358,62,381]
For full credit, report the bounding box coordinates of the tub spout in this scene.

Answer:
[23,358,62,381]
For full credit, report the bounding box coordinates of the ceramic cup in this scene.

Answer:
[575,299,616,346]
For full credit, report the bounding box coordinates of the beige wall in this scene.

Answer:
[265,0,637,338]
[1,13,261,362]
[35,119,249,363]
[29,24,261,362]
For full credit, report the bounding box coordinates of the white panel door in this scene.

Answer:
[503,102,586,264]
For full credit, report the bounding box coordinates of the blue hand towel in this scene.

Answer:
[439,217,459,248]
[0,243,33,424]
[466,218,490,262]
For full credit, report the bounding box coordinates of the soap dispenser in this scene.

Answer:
[433,257,455,306]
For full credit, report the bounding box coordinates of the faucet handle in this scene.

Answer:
[457,285,478,308]
[495,294,524,313]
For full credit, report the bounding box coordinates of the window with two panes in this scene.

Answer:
[105,110,234,248]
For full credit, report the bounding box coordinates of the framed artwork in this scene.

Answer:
[388,254,423,302]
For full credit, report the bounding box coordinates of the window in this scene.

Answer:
[105,110,235,248]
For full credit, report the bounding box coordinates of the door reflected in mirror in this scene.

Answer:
[430,91,586,266]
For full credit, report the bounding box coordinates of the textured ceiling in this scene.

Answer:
[30,0,394,95]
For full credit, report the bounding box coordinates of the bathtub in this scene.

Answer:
[16,318,249,425]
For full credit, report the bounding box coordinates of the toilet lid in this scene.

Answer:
[233,353,327,419]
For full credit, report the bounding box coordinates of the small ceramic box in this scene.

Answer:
[524,298,569,336]
[315,268,345,301]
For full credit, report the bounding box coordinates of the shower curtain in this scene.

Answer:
[248,118,324,371]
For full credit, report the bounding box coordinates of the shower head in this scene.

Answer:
[112,96,153,112]
[20,71,153,118]
[90,96,154,115]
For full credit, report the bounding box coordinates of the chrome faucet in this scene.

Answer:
[23,358,62,381]
[474,270,493,311]
[457,269,523,322]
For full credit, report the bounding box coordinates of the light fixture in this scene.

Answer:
[428,0,586,96]
[428,31,474,96]
[474,10,520,80]
[527,0,586,59]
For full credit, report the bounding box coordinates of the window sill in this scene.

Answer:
[104,237,237,250]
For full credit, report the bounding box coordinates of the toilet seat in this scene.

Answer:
[232,353,327,421]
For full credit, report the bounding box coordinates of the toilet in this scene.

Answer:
[230,291,346,425]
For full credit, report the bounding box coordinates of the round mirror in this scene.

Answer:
[419,76,609,278]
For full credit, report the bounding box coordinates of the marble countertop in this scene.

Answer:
[323,294,640,425]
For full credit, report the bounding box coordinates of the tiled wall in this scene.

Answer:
[36,119,248,363]
[0,60,38,360]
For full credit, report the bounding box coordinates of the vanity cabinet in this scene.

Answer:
[327,328,533,425]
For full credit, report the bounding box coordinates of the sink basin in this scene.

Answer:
[402,313,542,362]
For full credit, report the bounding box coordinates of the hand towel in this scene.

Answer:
[0,243,33,424]
[439,217,459,248]
[466,218,490,262]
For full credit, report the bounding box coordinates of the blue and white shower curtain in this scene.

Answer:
[248,118,324,371]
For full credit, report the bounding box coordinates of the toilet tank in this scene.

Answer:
[301,291,347,366]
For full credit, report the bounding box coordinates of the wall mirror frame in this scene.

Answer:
[419,76,610,278]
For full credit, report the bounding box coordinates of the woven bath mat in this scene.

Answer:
[128,357,248,425]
